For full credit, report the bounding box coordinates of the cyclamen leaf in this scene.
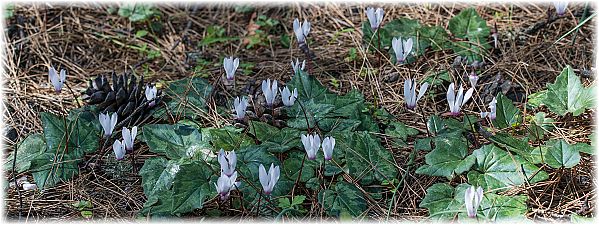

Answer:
[318,181,367,218]
[420,183,529,222]
[544,66,594,116]
[5,133,46,173]
[415,136,475,179]
[494,93,522,129]
[248,121,301,153]
[419,183,469,221]
[544,139,581,168]
[141,123,211,160]
[448,8,490,41]
[337,131,398,185]
[467,144,548,191]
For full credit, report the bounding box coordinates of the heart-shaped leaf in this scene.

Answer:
[543,66,594,116]
[318,181,367,218]
[416,136,475,179]
[544,139,581,168]
[467,144,548,191]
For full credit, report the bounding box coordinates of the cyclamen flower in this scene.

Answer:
[293,18,311,44]
[480,97,497,120]
[554,1,568,16]
[392,37,413,64]
[403,79,429,110]
[218,149,237,177]
[301,133,321,160]
[291,58,306,74]
[258,163,280,195]
[280,87,298,107]
[464,186,484,218]
[215,171,240,201]
[468,72,479,88]
[48,66,66,93]
[366,7,384,30]
[122,126,138,152]
[223,56,240,80]
[99,112,118,138]
[322,136,335,161]
[234,96,248,120]
[446,83,474,116]
[113,139,126,160]
[145,85,157,107]
[262,79,278,106]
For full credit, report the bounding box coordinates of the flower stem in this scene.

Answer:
[291,154,306,200]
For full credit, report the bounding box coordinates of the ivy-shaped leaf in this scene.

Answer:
[487,133,533,162]
[416,136,475,179]
[337,131,398,185]
[494,93,522,129]
[30,112,100,189]
[544,66,594,116]
[248,121,301,153]
[206,126,254,151]
[420,183,529,222]
[385,121,419,147]
[447,8,491,62]
[467,144,548,191]
[141,123,212,160]
[318,181,367,218]
[419,183,469,221]
[544,139,581,168]
[5,134,46,173]
[526,112,555,142]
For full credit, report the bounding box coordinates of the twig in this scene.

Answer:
[12,144,23,221]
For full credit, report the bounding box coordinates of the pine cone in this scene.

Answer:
[82,72,162,125]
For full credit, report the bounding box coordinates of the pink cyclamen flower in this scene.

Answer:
[113,139,126,160]
[366,7,384,30]
[446,83,474,116]
[480,97,497,120]
[403,79,429,109]
[322,136,336,161]
[301,133,321,160]
[464,186,484,218]
[392,37,413,64]
[258,163,280,195]
[215,171,240,201]
[122,126,138,152]
[218,149,237,177]
[293,18,311,44]
[99,112,118,138]
[48,66,66,93]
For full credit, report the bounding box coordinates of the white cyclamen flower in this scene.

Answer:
[280,87,298,107]
[215,171,240,201]
[48,66,66,93]
[113,139,126,160]
[99,112,118,138]
[218,149,237,177]
[234,96,249,120]
[446,83,474,116]
[261,79,278,106]
[293,18,311,44]
[145,85,157,107]
[392,37,414,64]
[301,133,321,160]
[122,126,138,152]
[464,186,484,218]
[480,97,497,120]
[366,7,384,30]
[322,136,336,161]
[468,72,479,88]
[259,163,280,195]
[291,58,306,74]
[223,56,240,80]
[403,79,429,110]
[554,1,568,16]
[22,182,38,191]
